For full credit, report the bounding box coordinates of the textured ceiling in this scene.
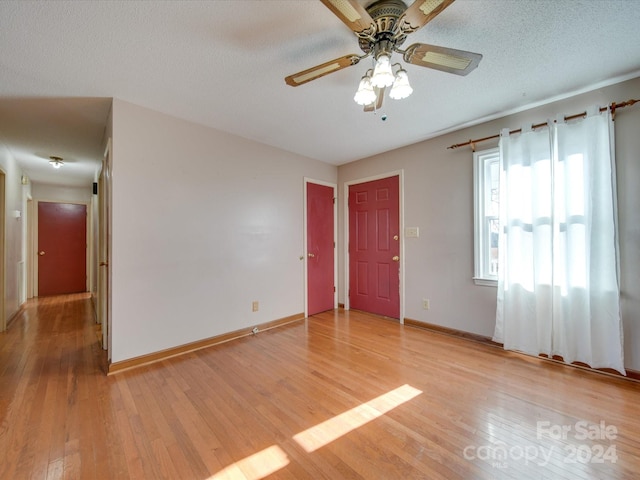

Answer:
[1,0,639,187]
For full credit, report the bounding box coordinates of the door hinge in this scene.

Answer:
[333,197,336,204]
[333,286,336,292]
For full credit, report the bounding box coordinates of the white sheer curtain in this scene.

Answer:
[493,106,625,374]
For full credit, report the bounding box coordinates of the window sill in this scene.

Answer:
[473,277,498,287]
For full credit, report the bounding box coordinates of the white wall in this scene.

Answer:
[0,143,29,324]
[110,99,337,362]
[338,76,640,371]
[30,183,92,203]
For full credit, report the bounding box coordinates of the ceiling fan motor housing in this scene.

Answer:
[358,0,408,57]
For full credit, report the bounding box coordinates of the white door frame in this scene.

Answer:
[26,197,34,300]
[343,170,405,323]
[98,138,113,357]
[32,199,91,297]
[0,171,5,331]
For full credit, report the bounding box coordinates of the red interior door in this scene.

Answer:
[349,176,400,318]
[307,182,335,316]
[38,202,87,296]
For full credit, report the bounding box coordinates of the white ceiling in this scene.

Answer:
[1,0,639,187]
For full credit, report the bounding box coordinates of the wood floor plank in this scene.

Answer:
[3,294,640,479]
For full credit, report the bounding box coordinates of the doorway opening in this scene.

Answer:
[36,201,88,296]
[344,172,404,321]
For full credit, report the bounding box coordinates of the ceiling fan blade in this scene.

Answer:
[398,0,456,34]
[403,43,482,76]
[285,54,362,86]
[364,87,385,112]
[320,0,376,35]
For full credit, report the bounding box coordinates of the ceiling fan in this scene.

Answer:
[285,0,482,112]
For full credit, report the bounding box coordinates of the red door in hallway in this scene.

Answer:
[38,202,87,296]
[349,176,400,318]
[307,182,335,316]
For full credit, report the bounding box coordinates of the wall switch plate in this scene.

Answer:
[405,227,419,238]
[422,299,430,310]
[252,301,259,312]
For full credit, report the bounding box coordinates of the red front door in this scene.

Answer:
[307,182,335,316]
[349,176,400,318]
[38,202,87,296]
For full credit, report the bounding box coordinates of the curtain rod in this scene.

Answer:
[447,99,639,151]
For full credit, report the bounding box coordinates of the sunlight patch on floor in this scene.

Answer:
[293,384,423,452]
[208,445,289,480]
[208,384,422,478]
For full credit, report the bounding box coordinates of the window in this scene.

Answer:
[473,148,499,286]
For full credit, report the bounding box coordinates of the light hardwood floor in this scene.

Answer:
[2,293,640,479]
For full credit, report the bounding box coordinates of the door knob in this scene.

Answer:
[308,253,315,258]
[392,255,399,262]
[38,251,45,256]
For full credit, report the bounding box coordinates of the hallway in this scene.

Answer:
[0,294,110,478]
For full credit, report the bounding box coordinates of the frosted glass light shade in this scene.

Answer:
[353,75,377,105]
[389,69,413,100]
[371,55,394,88]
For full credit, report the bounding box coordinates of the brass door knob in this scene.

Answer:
[38,251,45,256]
[392,255,399,261]
[308,253,315,258]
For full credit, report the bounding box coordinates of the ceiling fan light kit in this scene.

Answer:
[49,156,64,169]
[285,0,482,112]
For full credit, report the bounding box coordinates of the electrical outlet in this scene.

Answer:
[252,327,259,334]
[422,299,430,310]
[252,301,259,312]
